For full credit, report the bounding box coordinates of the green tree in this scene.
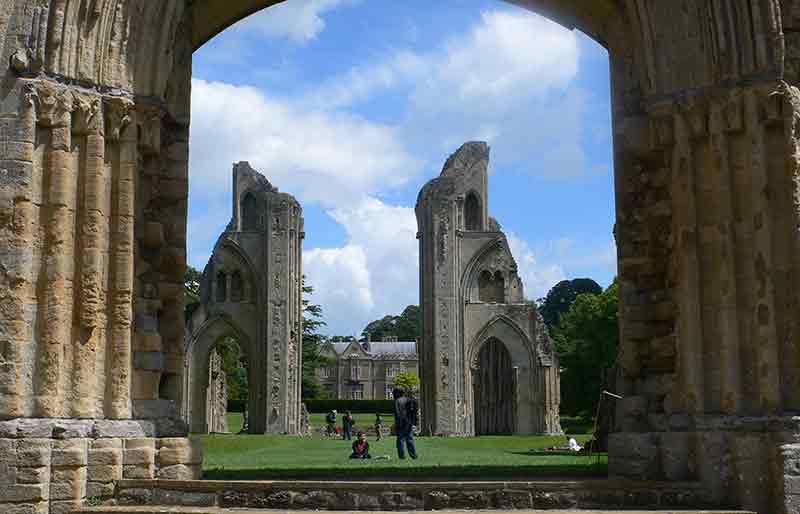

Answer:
[393,372,420,393]
[302,276,332,400]
[184,265,202,322]
[215,337,248,401]
[362,305,420,341]
[552,280,619,416]
[538,278,602,328]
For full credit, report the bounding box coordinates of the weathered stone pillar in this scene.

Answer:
[34,86,75,419]
[106,98,136,420]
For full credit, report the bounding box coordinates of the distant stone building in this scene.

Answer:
[184,162,304,434]
[416,142,561,436]
[318,337,419,400]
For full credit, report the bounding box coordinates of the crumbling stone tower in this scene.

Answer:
[184,162,304,435]
[416,142,561,436]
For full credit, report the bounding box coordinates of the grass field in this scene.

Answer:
[203,413,605,481]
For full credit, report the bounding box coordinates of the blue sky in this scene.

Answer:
[189,0,616,336]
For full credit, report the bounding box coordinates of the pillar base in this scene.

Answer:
[0,418,202,514]
[609,415,800,513]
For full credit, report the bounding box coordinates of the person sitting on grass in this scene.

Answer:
[567,435,583,452]
[325,409,337,437]
[350,432,371,459]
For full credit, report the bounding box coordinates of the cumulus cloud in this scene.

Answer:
[236,0,360,43]
[189,79,421,207]
[507,233,568,300]
[301,8,586,174]
[303,197,419,335]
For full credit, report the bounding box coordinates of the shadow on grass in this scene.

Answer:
[506,450,608,457]
[203,462,608,481]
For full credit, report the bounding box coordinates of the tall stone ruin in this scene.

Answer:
[184,162,303,434]
[416,142,561,436]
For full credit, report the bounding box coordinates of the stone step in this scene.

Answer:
[111,479,745,511]
[76,507,755,514]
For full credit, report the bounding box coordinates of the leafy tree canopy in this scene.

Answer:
[538,278,602,328]
[362,305,420,342]
[393,372,420,393]
[552,280,619,416]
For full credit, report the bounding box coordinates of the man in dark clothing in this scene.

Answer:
[342,411,354,440]
[393,387,418,459]
[349,432,371,459]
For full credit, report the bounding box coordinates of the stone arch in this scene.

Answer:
[213,239,260,305]
[464,191,482,231]
[463,238,514,303]
[241,192,259,231]
[184,314,255,434]
[468,316,536,435]
[473,338,515,435]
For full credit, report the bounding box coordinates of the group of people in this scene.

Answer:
[324,387,419,460]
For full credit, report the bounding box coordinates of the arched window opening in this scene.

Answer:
[216,271,227,303]
[478,270,504,303]
[242,192,258,231]
[230,270,244,302]
[464,192,482,231]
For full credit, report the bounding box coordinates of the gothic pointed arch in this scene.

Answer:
[241,191,259,230]
[464,190,482,231]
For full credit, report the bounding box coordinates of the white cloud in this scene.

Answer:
[235,0,359,43]
[189,79,421,208]
[507,233,567,300]
[301,8,587,175]
[303,197,418,335]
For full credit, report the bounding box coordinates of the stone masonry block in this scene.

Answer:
[49,480,84,501]
[87,464,122,482]
[123,464,154,479]
[86,481,115,499]
[0,462,16,485]
[608,432,660,479]
[659,432,692,480]
[48,500,81,514]
[93,420,145,439]
[51,439,88,466]
[89,447,122,466]
[0,484,46,502]
[156,463,200,480]
[16,467,47,484]
[16,440,50,467]
[158,437,203,465]
[0,504,47,514]
[0,439,16,461]
[51,466,85,484]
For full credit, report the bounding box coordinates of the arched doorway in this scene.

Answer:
[473,338,515,435]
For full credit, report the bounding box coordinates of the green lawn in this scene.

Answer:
[203,413,605,481]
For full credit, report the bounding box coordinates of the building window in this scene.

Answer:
[242,192,258,230]
[351,384,364,400]
[216,271,227,303]
[387,365,400,378]
[464,191,482,231]
[351,360,360,380]
[386,388,394,399]
[230,270,244,302]
[319,366,329,378]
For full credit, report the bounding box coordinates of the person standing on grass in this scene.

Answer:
[374,413,383,441]
[393,387,418,459]
[342,410,354,440]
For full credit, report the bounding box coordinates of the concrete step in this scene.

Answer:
[110,479,746,511]
[76,507,756,514]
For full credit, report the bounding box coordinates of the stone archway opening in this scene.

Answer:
[473,338,515,435]
[1,0,798,511]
